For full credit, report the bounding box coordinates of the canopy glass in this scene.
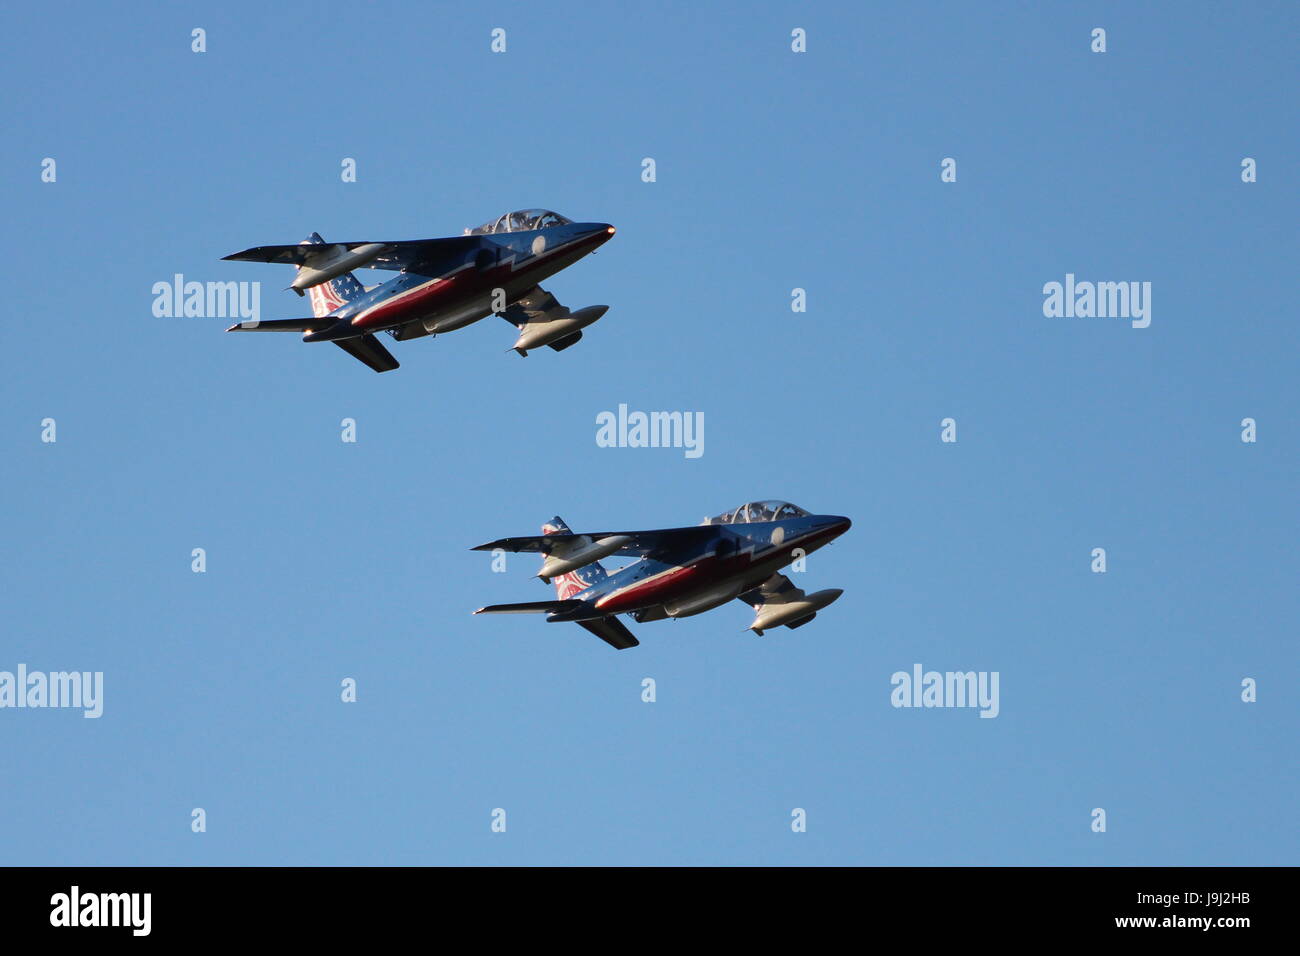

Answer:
[701,501,811,526]
[465,209,573,235]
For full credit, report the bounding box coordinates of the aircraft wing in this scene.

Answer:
[498,287,567,328]
[498,286,585,352]
[736,573,807,607]
[472,525,717,559]
[474,600,584,615]
[222,236,481,273]
[473,602,640,649]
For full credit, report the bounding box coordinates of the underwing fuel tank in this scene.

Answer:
[537,534,632,582]
[514,305,608,355]
[663,582,748,619]
[748,589,843,636]
[290,243,390,294]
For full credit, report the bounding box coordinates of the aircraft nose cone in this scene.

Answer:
[590,223,616,244]
[825,515,852,537]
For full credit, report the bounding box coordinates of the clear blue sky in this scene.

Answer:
[3,1,1295,865]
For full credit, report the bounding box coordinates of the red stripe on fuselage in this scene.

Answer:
[594,561,714,613]
[351,230,607,331]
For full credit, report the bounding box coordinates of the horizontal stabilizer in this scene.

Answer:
[576,617,640,650]
[225,318,320,332]
[474,600,584,615]
[334,333,399,373]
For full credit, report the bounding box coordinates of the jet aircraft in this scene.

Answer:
[472,501,851,649]
[221,209,615,372]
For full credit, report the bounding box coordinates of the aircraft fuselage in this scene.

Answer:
[550,514,852,623]
[309,222,613,342]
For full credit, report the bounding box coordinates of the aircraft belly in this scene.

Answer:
[354,269,488,331]
[353,279,450,330]
[425,304,492,333]
[595,563,712,613]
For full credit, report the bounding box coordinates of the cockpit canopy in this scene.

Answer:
[465,209,573,235]
[700,500,811,526]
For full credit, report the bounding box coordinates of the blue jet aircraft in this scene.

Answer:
[472,501,851,649]
[222,209,615,371]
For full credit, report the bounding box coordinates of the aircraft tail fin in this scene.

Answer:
[300,232,368,318]
[542,516,611,599]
